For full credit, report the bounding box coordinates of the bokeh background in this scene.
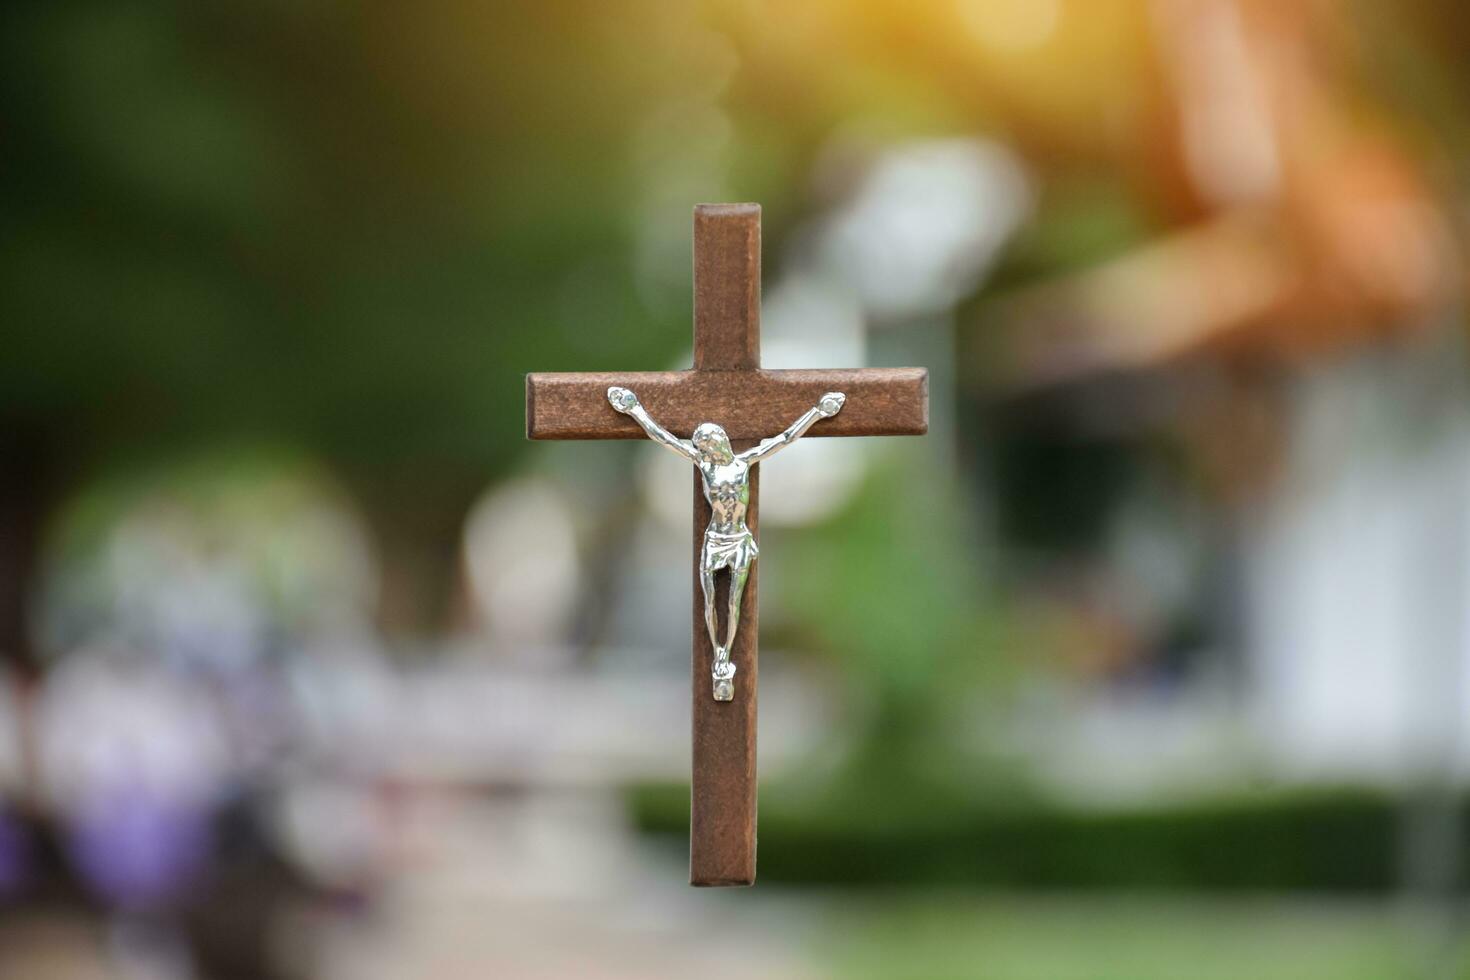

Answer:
[5,0,1470,976]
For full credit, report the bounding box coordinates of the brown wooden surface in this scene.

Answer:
[525,368,928,441]
[689,449,758,885]
[689,205,762,887]
[693,203,760,371]
[524,203,927,888]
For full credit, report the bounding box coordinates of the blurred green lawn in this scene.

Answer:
[815,895,1447,980]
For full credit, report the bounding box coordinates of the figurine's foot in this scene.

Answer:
[712,658,736,702]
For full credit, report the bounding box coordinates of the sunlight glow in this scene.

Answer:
[957,0,1063,52]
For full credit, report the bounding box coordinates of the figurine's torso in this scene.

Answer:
[699,458,750,534]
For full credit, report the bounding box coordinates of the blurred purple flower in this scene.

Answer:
[66,790,211,908]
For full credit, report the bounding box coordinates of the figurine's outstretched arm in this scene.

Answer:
[738,392,845,464]
[608,387,696,460]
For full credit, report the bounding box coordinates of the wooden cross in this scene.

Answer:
[525,203,927,886]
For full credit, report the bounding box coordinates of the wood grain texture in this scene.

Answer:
[525,368,928,441]
[693,204,760,371]
[689,453,758,886]
[689,204,759,887]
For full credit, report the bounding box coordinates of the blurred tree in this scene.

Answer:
[776,452,1026,816]
[0,0,740,653]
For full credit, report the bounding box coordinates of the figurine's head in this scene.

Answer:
[692,422,734,463]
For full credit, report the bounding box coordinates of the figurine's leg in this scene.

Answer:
[700,568,720,656]
[722,561,751,653]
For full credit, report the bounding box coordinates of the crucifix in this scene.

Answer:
[525,203,927,886]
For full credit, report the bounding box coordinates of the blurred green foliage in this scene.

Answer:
[2,2,688,474]
[632,783,1410,891]
[776,449,1027,806]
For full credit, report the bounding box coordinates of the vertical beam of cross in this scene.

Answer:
[689,204,761,885]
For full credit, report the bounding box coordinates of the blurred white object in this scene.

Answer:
[1246,342,1470,783]
[755,279,871,525]
[41,462,378,667]
[815,138,1032,320]
[464,478,581,647]
[35,652,228,817]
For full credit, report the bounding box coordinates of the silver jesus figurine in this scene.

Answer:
[608,386,846,701]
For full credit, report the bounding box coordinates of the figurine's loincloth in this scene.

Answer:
[702,528,759,571]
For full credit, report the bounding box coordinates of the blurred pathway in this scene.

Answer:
[317,788,819,980]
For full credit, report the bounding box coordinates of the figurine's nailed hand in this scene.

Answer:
[608,386,640,413]
[816,392,846,418]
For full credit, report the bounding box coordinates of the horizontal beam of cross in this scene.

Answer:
[525,367,928,441]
